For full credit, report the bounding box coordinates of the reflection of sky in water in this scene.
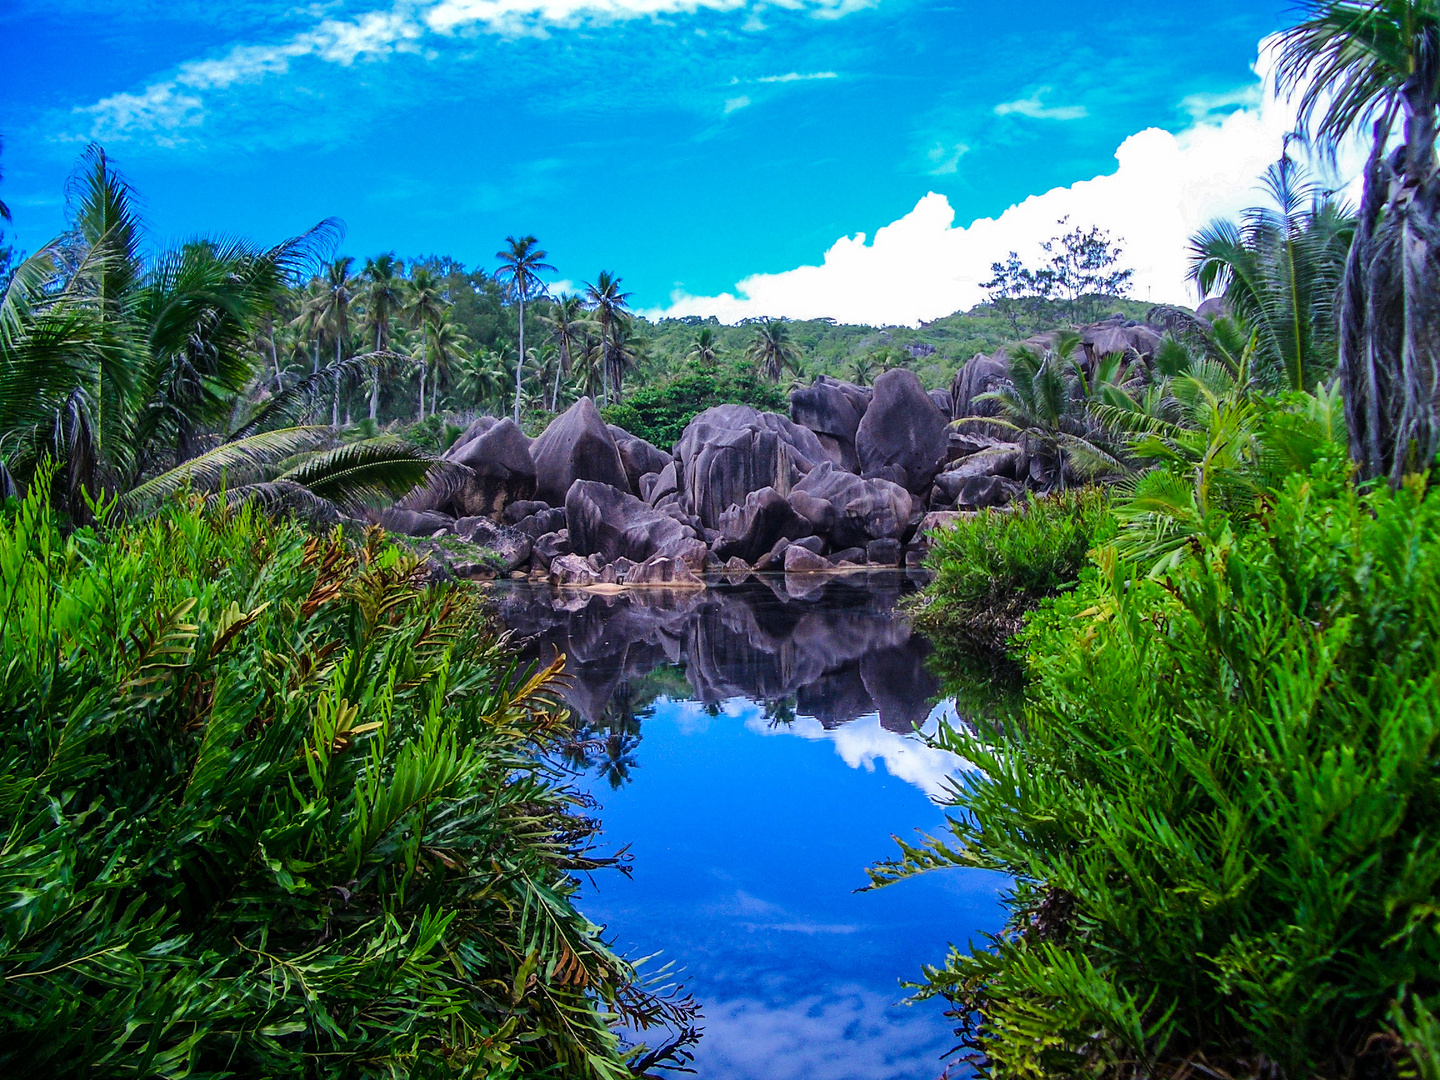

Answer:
[579,695,1006,1080]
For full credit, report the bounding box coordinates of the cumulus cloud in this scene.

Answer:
[994,85,1088,121]
[78,82,206,142]
[657,38,1369,326]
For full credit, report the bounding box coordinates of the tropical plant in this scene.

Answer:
[361,253,405,420]
[1189,152,1354,392]
[874,427,1440,1077]
[0,481,698,1078]
[495,236,553,424]
[540,294,589,411]
[1278,0,1440,482]
[971,333,1126,487]
[585,271,632,406]
[685,326,720,365]
[744,317,803,382]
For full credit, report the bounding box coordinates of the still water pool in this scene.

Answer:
[496,575,1007,1080]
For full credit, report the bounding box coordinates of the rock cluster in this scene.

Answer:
[384,312,1169,581]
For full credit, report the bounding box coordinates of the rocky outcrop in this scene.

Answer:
[608,425,672,496]
[1081,314,1162,367]
[443,417,537,519]
[855,368,949,496]
[784,545,830,572]
[674,405,827,530]
[927,388,954,419]
[531,398,629,505]
[627,554,705,587]
[789,375,872,472]
[565,479,709,570]
[380,508,454,536]
[453,516,533,571]
[713,486,813,564]
[950,351,1013,436]
[789,462,913,549]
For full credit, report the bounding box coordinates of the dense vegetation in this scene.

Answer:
[0,480,695,1078]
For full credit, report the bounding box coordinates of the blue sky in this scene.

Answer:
[1,0,1289,321]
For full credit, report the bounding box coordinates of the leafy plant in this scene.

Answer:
[601,363,786,450]
[0,480,696,1078]
[875,436,1440,1077]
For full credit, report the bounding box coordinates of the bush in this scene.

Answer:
[602,362,787,449]
[873,455,1440,1077]
[910,488,1114,651]
[0,483,693,1078]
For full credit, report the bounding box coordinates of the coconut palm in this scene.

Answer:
[0,147,450,523]
[453,347,507,413]
[1188,153,1353,393]
[584,271,632,405]
[686,327,720,365]
[403,266,447,420]
[361,253,404,421]
[315,257,357,427]
[971,333,1126,488]
[1278,0,1440,481]
[745,317,802,382]
[539,294,589,412]
[495,236,554,424]
[421,316,472,413]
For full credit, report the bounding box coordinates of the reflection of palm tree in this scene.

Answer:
[764,697,797,728]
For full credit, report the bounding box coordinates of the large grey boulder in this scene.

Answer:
[855,369,949,497]
[713,486,813,564]
[673,405,827,530]
[565,479,709,570]
[788,461,913,549]
[927,388,954,419]
[1080,315,1163,367]
[453,515,533,571]
[950,351,1013,438]
[380,508,455,536]
[607,425,672,496]
[449,418,537,517]
[531,398,628,505]
[789,375,872,472]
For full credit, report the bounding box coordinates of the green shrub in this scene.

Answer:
[910,488,1114,651]
[0,483,692,1078]
[874,456,1440,1077]
[602,362,786,449]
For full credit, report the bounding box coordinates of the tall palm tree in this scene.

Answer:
[539,294,588,412]
[495,236,554,424]
[745,317,802,382]
[584,271,631,406]
[1188,153,1353,392]
[361,253,404,421]
[1278,0,1440,481]
[403,265,447,420]
[317,257,357,427]
[453,346,506,412]
[686,326,720,365]
[422,315,472,413]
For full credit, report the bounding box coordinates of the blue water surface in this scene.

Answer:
[499,578,1008,1079]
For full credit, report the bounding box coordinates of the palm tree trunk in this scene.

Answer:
[332,334,342,428]
[552,342,564,413]
[419,323,429,421]
[370,326,382,421]
[513,294,525,424]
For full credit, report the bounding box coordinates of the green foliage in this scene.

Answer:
[910,489,1114,651]
[600,362,787,450]
[876,418,1440,1076]
[0,483,693,1078]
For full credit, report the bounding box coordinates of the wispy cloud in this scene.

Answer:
[994,85,1088,121]
[724,94,751,114]
[926,141,968,175]
[756,70,837,83]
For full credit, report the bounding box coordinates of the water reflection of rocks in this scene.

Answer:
[497,574,941,785]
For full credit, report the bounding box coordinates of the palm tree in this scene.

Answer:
[686,327,720,366]
[539,294,588,411]
[403,265,447,420]
[316,257,357,427]
[745,317,802,382]
[453,346,506,412]
[971,333,1125,487]
[361,253,404,421]
[0,147,442,522]
[848,353,877,386]
[1278,0,1440,481]
[495,236,554,424]
[584,271,632,406]
[422,316,472,413]
[1188,153,1353,393]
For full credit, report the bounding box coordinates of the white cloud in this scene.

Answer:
[74,0,864,141]
[994,85,1088,121]
[756,70,838,82]
[656,38,1370,326]
[926,140,969,175]
[724,94,752,114]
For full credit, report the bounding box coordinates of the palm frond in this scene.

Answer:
[275,438,459,514]
[118,426,333,514]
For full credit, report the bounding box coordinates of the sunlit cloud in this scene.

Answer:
[654,37,1371,326]
[755,71,838,82]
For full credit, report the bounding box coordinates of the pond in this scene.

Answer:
[495,574,1008,1080]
